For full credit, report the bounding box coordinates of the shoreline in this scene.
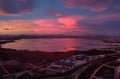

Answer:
[0,40,16,45]
[0,48,118,61]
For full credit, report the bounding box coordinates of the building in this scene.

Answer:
[47,55,89,73]
[47,54,105,74]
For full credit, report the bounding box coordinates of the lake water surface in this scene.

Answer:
[2,38,111,52]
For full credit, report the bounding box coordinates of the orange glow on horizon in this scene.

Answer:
[0,15,87,35]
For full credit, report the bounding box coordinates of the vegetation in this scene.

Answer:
[68,49,117,56]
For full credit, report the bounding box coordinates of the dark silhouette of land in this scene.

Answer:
[0,34,112,40]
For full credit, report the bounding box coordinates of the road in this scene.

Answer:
[78,53,120,79]
[89,61,114,79]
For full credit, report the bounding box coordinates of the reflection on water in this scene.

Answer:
[2,38,109,52]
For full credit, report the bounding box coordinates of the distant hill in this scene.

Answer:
[0,34,112,40]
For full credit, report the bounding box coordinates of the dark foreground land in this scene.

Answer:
[0,48,117,65]
[0,48,119,79]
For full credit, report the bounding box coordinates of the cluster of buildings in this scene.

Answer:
[47,54,105,73]
[1,53,120,79]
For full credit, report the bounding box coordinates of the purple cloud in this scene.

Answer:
[62,0,114,12]
[0,0,36,15]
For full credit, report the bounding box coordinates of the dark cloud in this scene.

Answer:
[0,0,36,15]
[62,0,115,12]
[79,13,120,35]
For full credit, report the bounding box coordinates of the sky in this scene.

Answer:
[0,0,120,36]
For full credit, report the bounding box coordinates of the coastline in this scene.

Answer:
[0,48,118,64]
[0,40,16,45]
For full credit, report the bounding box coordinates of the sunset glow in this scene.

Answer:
[0,0,120,35]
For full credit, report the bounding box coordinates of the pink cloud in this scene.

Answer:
[0,20,34,34]
[57,16,84,28]
[0,15,87,35]
[33,19,57,27]
[32,27,64,34]
[57,17,77,28]
[62,0,113,12]
[32,19,67,34]
[32,15,86,34]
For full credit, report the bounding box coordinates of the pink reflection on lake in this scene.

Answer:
[2,38,107,52]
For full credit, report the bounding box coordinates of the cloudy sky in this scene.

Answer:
[0,0,120,35]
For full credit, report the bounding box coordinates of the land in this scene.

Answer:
[0,48,120,79]
[0,34,117,40]
[0,35,120,79]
